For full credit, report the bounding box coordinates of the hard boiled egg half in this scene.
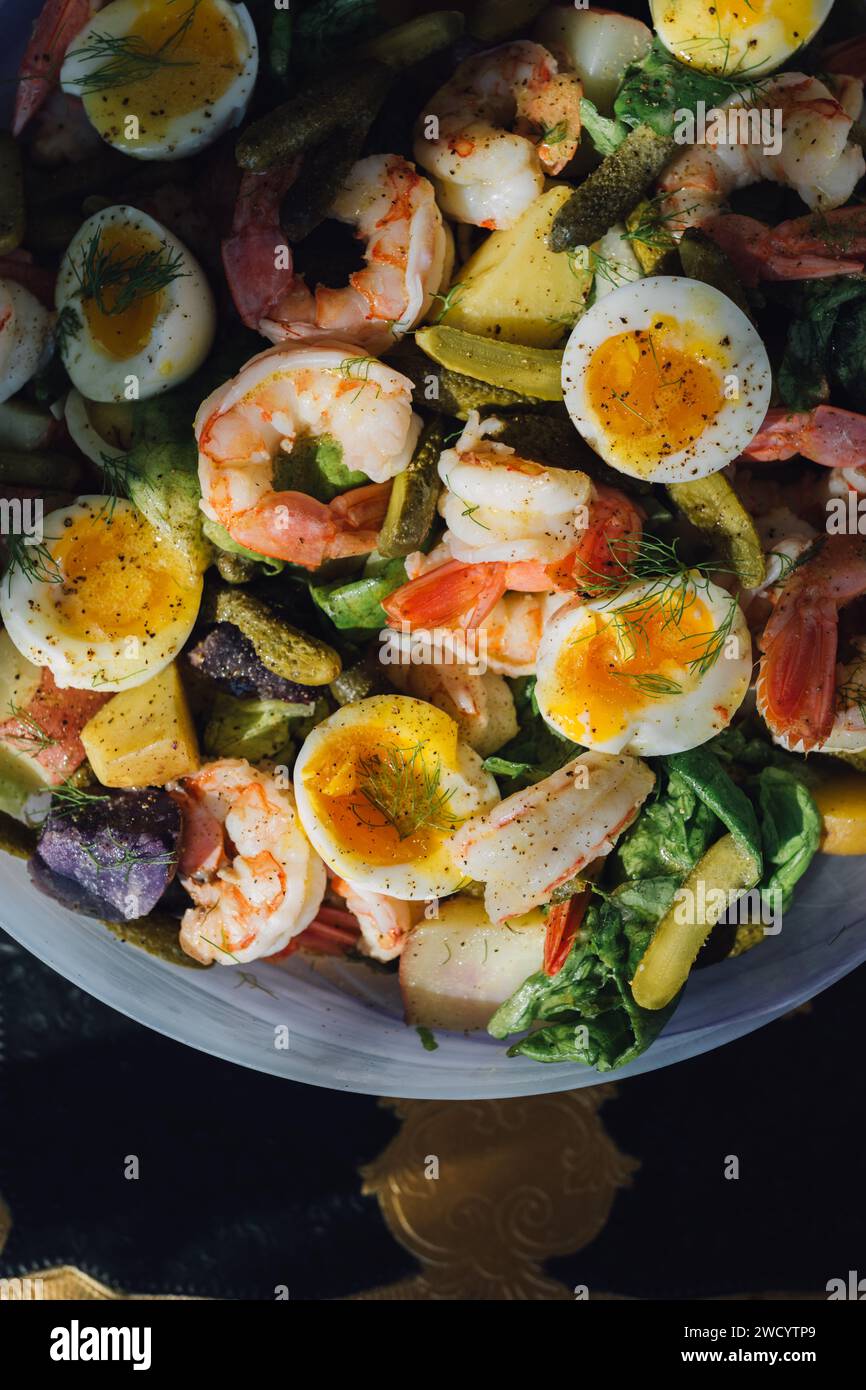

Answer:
[293,696,500,900]
[562,277,771,484]
[56,206,215,403]
[0,279,54,404]
[534,575,752,755]
[651,0,832,79]
[60,0,258,160]
[0,498,202,692]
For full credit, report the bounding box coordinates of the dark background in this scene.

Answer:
[1,925,862,1300]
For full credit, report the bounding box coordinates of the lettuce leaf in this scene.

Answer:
[755,766,822,911]
[776,276,866,411]
[614,37,741,137]
[310,558,406,631]
[483,677,580,792]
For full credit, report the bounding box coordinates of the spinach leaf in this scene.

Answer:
[755,766,822,911]
[831,297,866,411]
[614,37,741,138]
[665,745,762,871]
[776,276,866,411]
[483,677,580,792]
[490,894,680,1070]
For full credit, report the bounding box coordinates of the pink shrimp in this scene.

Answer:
[740,405,866,468]
[757,535,866,752]
[12,0,101,137]
[194,339,421,567]
[221,164,301,333]
[704,207,866,285]
[381,484,643,631]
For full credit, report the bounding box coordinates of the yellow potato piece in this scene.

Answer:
[438,184,591,347]
[813,770,866,855]
[81,663,199,789]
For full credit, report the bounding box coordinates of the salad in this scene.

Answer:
[0,0,864,1074]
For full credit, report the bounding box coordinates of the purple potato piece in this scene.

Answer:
[187,623,319,702]
[33,787,182,922]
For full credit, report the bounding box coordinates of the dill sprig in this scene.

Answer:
[66,0,202,95]
[429,281,465,324]
[4,704,57,754]
[354,743,458,840]
[80,829,178,878]
[623,194,699,250]
[337,356,381,403]
[3,535,63,593]
[539,119,569,147]
[50,782,112,816]
[72,228,188,317]
[613,670,683,697]
[96,451,146,520]
[443,469,490,530]
[580,532,739,682]
[55,304,82,356]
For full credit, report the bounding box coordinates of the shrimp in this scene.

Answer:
[704,207,866,285]
[173,758,326,965]
[259,155,449,353]
[413,40,582,229]
[657,73,865,237]
[195,340,421,567]
[756,535,866,752]
[221,164,301,336]
[331,876,422,962]
[740,405,866,467]
[13,0,100,137]
[450,751,655,922]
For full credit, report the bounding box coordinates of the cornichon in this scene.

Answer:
[359,10,464,65]
[0,133,24,255]
[624,197,677,276]
[416,325,564,401]
[678,228,753,320]
[667,473,765,588]
[280,126,367,243]
[550,126,676,252]
[468,0,548,41]
[0,449,83,490]
[203,587,341,687]
[378,419,445,558]
[236,62,393,172]
[631,833,761,1010]
[330,658,395,706]
[388,340,551,418]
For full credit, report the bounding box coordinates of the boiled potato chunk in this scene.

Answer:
[81,662,199,787]
[813,770,866,855]
[400,895,545,1031]
[439,185,591,347]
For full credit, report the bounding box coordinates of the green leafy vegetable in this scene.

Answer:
[578,96,628,155]
[665,745,762,872]
[775,276,866,411]
[310,558,406,632]
[613,36,758,138]
[204,694,305,763]
[483,677,580,792]
[755,767,821,912]
[125,437,213,574]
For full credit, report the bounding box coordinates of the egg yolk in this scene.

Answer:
[548,590,715,744]
[656,0,820,71]
[51,507,195,643]
[81,223,166,360]
[83,0,247,146]
[585,317,725,475]
[302,727,459,867]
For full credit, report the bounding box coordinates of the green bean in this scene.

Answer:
[550,126,676,252]
[0,133,24,255]
[235,62,393,173]
[359,11,464,66]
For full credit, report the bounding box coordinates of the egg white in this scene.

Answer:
[0,497,202,692]
[293,695,500,900]
[0,279,54,405]
[562,276,771,484]
[60,0,258,160]
[56,205,215,403]
[651,0,833,79]
[535,576,752,756]
[64,389,133,465]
